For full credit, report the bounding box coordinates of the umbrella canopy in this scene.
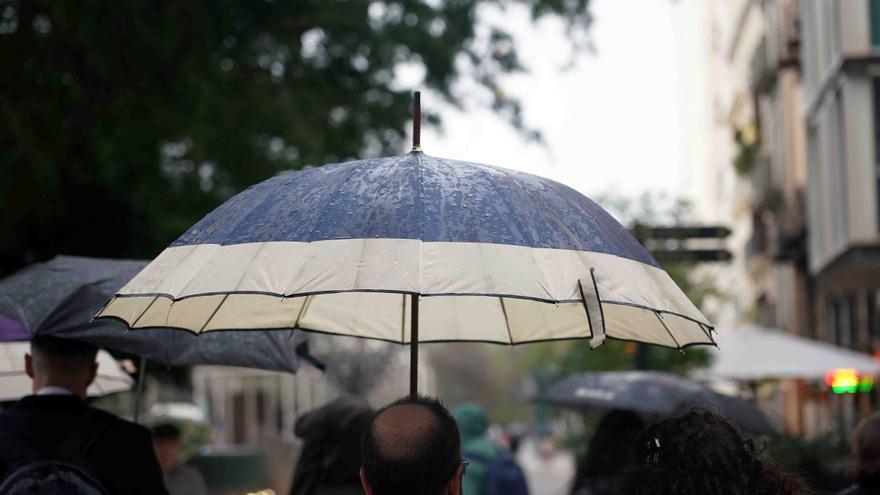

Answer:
[537,371,775,435]
[97,94,713,394]
[0,342,133,401]
[0,256,305,372]
[701,324,880,381]
[98,155,711,347]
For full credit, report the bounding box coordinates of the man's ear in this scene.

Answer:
[446,463,465,495]
[25,353,34,379]
[86,361,98,387]
[360,467,373,495]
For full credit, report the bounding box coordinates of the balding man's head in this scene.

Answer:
[25,336,99,398]
[361,396,462,495]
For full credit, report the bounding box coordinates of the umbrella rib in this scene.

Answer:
[199,294,230,334]
[130,296,160,328]
[499,297,514,345]
[293,295,312,330]
[653,311,681,349]
[696,322,717,347]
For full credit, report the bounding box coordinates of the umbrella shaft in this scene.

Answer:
[410,294,419,397]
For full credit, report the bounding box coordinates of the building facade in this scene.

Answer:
[799,0,880,432]
[801,0,880,355]
[685,0,880,436]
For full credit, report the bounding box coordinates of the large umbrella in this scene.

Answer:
[700,324,880,381]
[0,342,133,401]
[537,371,775,435]
[98,93,714,394]
[0,255,306,372]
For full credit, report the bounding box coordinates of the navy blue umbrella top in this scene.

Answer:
[174,152,659,268]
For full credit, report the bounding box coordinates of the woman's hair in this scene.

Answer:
[618,409,812,495]
[851,412,880,483]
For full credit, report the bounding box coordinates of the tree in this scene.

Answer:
[0,0,592,275]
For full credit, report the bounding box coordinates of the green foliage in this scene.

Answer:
[0,0,592,275]
[733,124,760,176]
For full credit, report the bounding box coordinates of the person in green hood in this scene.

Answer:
[453,403,496,495]
[454,402,530,495]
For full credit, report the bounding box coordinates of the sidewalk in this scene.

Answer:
[516,437,575,495]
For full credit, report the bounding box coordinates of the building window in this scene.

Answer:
[831,90,848,245]
[874,79,880,232]
[840,297,854,349]
[872,0,880,46]
[807,124,822,265]
[869,291,880,349]
[827,299,839,345]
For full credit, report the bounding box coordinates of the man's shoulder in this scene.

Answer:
[0,397,149,440]
[86,407,152,442]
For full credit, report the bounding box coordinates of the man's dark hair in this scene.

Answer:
[362,395,461,495]
[30,335,98,361]
[151,423,182,442]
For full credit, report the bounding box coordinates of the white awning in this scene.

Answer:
[698,325,880,381]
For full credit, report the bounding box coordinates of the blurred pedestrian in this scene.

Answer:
[152,422,208,495]
[0,336,168,494]
[360,395,464,495]
[453,402,529,495]
[619,409,811,495]
[289,395,373,495]
[838,412,880,495]
[570,409,643,495]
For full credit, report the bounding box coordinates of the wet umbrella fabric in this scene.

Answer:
[0,342,133,401]
[537,371,775,435]
[0,256,304,372]
[98,152,713,351]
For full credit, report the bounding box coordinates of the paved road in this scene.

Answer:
[516,437,575,495]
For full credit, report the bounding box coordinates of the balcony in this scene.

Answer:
[750,0,801,94]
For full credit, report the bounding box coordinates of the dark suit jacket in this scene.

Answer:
[0,394,169,495]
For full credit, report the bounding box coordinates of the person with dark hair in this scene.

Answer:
[838,412,880,495]
[571,409,643,495]
[360,395,465,495]
[289,396,374,495]
[152,422,208,495]
[0,336,168,494]
[618,409,812,495]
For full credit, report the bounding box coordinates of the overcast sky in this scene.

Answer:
[417,0,689,203]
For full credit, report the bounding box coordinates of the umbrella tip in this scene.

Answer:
[411,91,422,153]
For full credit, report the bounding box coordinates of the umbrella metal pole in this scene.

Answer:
[412,91,421,152]
[410,295,419,397]
[133,356,146,423]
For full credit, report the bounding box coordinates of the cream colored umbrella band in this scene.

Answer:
[98,239,713,349]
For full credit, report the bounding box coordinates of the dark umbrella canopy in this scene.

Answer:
[538,371,776,435]
[0,256,304,372]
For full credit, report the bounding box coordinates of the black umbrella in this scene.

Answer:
[537,371,776,435]
[0,255,307,372]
